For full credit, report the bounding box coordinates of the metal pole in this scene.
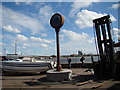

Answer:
[56,29,62,71]
[15,40,17,54]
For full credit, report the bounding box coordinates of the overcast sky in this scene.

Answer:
[0,1,120,56]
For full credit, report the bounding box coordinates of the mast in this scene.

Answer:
[15,40,17,54]
[3,48,6,55]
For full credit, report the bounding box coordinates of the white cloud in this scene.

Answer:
[39,5,53,23]
[2,25,21,33]
[25,1,33,5]
[119,35,120,38]
[69,2,92,17]
[22,43,31,49]
[62,29,89,41]
[41,43,48,47]
[69,0,101,17]
[116,34,120,39]
[15,0,33,5]
[22,46,26,49]
[30,36,53,44]
[2,34,15,42]
[61,29,96,54]
[23,43,30,46]
[59,34,64,38]
[41,33,47,37]
[88,39,94,43]
[10,43,15,47]
[0,42,6,46]
[111,3,120,9]
[112,28,120,39]
[39,5,52,16]
[2,5,45,34]
[112,28,120,34]
[16,34,28,41]
[15,2,20,5]
[75,9,116,28]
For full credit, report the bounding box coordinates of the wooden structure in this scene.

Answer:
[93,15,116,78]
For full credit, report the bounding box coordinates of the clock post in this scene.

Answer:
[50,13,64,71]
[55,29,61,71]
[47,13,72,82]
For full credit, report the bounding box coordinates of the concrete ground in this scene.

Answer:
[1,68,120,90]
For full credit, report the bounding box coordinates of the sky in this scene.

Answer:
[0,1,120,56]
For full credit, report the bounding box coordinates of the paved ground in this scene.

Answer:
[1,68,120,90]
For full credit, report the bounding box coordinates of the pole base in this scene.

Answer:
[46,69,72,82]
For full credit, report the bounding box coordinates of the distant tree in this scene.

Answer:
[51,55,56,57]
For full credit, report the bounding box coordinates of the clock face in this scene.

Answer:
[50,13,64,29]
[52,15,61,27]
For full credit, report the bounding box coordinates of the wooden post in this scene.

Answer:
[101,24,109,62]
[93,21,104,62]
[106,19,115,62]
